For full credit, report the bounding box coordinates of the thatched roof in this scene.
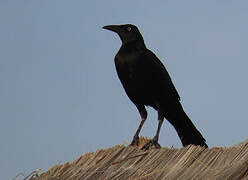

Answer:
[32,138,248,180]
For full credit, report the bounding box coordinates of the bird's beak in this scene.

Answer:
[102,25,122,33]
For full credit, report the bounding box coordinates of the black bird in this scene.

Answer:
[103,24,208,149]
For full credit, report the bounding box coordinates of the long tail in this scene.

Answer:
[162,106,208,148]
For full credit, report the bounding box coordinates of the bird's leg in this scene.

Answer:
[141,108,163,150]
[152,118,163,148]
[130,118,145,146]
[130,105,147,146]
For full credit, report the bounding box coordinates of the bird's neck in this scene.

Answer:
[121,40,146,53]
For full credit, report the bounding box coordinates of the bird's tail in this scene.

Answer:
[163,106,208,148]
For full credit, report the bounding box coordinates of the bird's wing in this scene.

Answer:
[144,49,181,101]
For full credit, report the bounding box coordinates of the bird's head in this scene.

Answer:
[103,24,144,44]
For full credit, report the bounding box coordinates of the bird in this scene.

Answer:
[103,24,208,149]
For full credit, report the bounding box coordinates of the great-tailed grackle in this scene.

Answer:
[103,24,208,149]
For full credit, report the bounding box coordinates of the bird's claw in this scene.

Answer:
[141,140,161,150]
[130,136,140,146]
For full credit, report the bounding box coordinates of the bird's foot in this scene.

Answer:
[141,139,161,150]
[130,136,139,146]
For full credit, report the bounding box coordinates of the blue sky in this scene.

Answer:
[1,1,248,179]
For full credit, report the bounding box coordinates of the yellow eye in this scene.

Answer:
[126,27,132,31]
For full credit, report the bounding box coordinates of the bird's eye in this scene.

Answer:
[126,27,132,32]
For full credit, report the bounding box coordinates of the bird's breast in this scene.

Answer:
[114,53,155,105]
[115,54,136,83]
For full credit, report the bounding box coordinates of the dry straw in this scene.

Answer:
[28,137,248,180]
